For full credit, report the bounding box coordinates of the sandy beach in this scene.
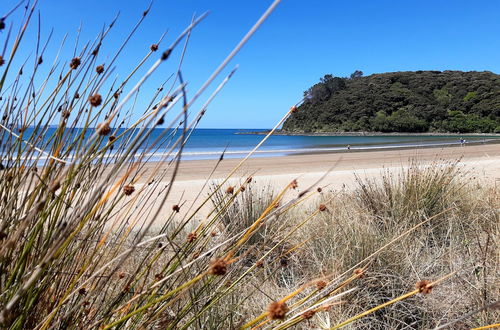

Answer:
[130,143,500,223]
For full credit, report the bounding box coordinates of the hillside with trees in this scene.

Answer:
[282,71,500,133]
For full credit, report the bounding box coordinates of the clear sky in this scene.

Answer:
[3,0,500,128]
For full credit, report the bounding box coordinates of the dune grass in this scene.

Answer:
[0,1,498,329]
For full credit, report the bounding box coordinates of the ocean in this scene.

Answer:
[2,127,498,164]
[169,129,499,160]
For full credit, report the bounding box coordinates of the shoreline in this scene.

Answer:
[166,142,500,181]
[141,137,500,162]
[236,130,500,137]
[290,138,500,156]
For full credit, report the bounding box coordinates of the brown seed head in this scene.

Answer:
[38,56,43,65]
[316,280,327,290]
[155,273,163,281]
[0,19,5,30]
[150,44,159,52]
[246,176,253,184]
[319,204,327,212]
[172,204,180,213]
[123,185,135,196]
[92,43,101,56]
[156,116,165,126]
[97,122,111,136]
[108,135,116,142]
[187,232,197,243]
[225,186,234,194]
[290,105,298,113]
[96,65,104,74]
[301,310,316,320]
[210,231,217,237]
[0,56,4,66]
[267,301,289,320]
[290,179,298,189]
[78,288,87,295]
[317,187,322,193]
[89,94,102,107]
[61,110,71,119]
[192,252,200,260]
[74,92,80,99]
[240,186,246,192]
[354,268,365,278]
[118,272,126,279]
[209,258,228,276]
[70,57,81,70]
[255,260,264,268]
[415,280,433,294]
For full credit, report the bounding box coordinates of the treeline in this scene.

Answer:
[282,71,500,133]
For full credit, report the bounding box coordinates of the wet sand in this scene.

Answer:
[163,143,500,181]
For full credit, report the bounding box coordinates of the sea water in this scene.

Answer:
[1,127,498,163]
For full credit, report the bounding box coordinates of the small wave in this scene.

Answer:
[2,139,497,164]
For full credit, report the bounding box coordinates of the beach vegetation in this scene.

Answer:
[0,2,498,329]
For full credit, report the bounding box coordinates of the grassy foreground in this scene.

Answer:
[0,2,498,329]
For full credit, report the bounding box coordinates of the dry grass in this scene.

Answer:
[291,160,499,328]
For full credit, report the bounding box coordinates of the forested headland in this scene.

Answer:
[282,70,500,133]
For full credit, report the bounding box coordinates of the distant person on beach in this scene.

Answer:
[460,138,465,146]
[347,144,351,151]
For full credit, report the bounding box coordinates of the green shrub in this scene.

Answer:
[463,91,477,102]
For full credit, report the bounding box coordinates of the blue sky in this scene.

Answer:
[3,0,500,128]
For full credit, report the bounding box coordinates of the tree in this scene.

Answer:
[350,70,363,79]
[386,108,429,132]
[433,88,452,105]
[371,110,390,131]
[320,74,334,83]
[305,75,347,105]
[283,71,500,133]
